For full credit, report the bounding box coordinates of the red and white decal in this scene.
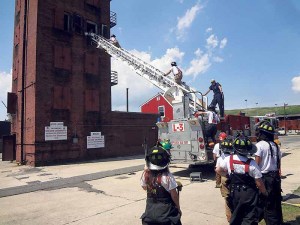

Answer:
[172,123,185,132]
[172,140,191,145]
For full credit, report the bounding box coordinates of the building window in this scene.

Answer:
[73,14,83,34]
[86,20,97,34]
[158,106,165,117]
[64,13,71,32]
[101,24,109,38]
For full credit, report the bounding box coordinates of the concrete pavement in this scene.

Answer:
[0,135,299,225]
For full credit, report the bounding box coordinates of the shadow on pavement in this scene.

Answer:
[171,164,216,181]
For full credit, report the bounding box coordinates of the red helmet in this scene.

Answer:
[218,132,227,141]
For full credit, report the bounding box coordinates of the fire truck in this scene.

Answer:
[86,33,257,165]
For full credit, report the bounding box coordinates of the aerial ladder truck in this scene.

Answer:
[86,32,215,165]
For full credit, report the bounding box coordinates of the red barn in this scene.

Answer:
[141,93,173,121]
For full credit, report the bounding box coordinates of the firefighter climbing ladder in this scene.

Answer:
[85,32,206,112]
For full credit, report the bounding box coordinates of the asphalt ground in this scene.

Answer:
[0,135,299,225]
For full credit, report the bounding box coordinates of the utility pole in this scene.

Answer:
[283,103,288,135]
[244,99,248,115]
[126,88,129,112]
[255,102,258,116]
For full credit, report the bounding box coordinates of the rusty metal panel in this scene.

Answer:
[53,86,71,110]
[53,86,63,109]
[7,92,17,114]
[63,47,71,70]
[85,90,99,112]
[63,87,72,110]
[54,7,64,30]
[85,53,99,75]
[54,46,71,70]
[54,45,63,68]
[2,135,16,161]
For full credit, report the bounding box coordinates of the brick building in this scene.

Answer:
[10,0,157,166]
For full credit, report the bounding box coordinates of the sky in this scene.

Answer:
[1,0,300,121]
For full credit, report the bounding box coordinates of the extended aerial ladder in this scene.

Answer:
[85,33,207,114]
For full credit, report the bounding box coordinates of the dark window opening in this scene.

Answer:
[64,13,71,32]
[158,106,165,117]
[101,24,109,38]
[86,21,97,34]
[73,14,83,34]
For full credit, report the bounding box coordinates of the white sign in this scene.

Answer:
[172,123,185,132]
[45,122,67,141]
[87,132,105,149]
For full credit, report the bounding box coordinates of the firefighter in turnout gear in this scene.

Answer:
[203,79,224,117]
[164,62,183,85]
[255,121,283,225]
[213,132,228,188]
[215,138,234,222]
[216,136,268,225]
[141,146,182,225]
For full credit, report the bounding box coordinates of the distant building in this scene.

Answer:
[9,0,157,166]
[141,93,173,122]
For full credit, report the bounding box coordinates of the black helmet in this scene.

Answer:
[220,139,234,154]
[233,137,257,156]
[171,62,177,66]
[258,120,275,135]
[146,146,171,170]
[208,105,216,111]
[111,34,116,37]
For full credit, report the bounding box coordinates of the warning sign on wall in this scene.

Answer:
[45,122,67,141]
[87,132,105,149]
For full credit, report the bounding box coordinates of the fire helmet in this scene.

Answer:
[218,132,227,141]
[160,140,173,150]
[258,120,275,135]
[220,139,234,154]
[233,137,257,156]
[171,62,177,66]
[146,146,171,170]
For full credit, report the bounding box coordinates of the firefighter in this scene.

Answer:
[255,121,283,225]
[213,132,228,188]
[216,136,268,225]
[196,105,220,143]
[215,138,234,222]
[110,34,121,48]
[164,62,183,85]
[141,146,182,225]
[203,79,224,118]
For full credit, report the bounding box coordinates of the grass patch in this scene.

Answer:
[293,186,300,194]
[259,203,300,225]
[225,104,300,117]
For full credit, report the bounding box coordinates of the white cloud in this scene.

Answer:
[0,70,12,120]
[220,38,228,49]
[206,27,213,33]
[213,56,224,62]
[292,76,300,93]
[176,2,203,40]
[185,48,211,78]
[111,48,184,112]
[206,34,219,49]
